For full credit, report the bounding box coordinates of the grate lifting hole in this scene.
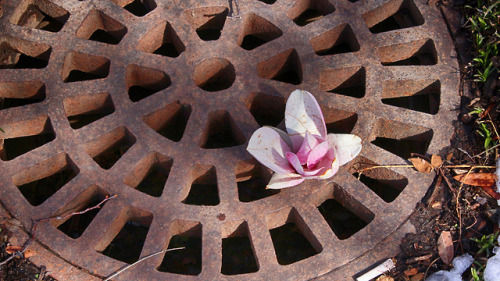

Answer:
[76,10,127,45]
[0,81,45,110]
[310,24,360,56]
[12,153,79,206]
[350,157,408,203]
[267,207,322,265]
[319,66,365,98]
[258,0,277,4]
[10,0,69,32]
[0,116,55,161]
[110,0,156,17]
[62,52,110,82]
[257,49,302,85]
[381,79,440,115]
[84,127,136,170]
[238,13,283,51]
[97,207,153,264]
[235,159,279,202]
[193,58,235,92]
[63,92,115,129]
[371,118,433,159]
[287,0,335,26]
[200,110,245,149]
[183,165,219,206]
[379,39,437,66]
[136,21,185,57]
[53,185,110,239]
[143,101,191,142]
[158,220,202,275]
[363,0,424,33]
[221,221,259,275]
[184,7,228,41]
[0,37,51,69]
[316,185,374,240]
[321,106,358,134]
[245,92,285,127]
[126,64,171,102]
[124,152,172,197]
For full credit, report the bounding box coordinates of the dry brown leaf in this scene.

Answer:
[437,231,454,265]
[478,185,500,200]
[453,173,496,187]
[404,268,418,276]
[431,155,443,168]
[446,153,453,161]
[5,245,22,254]
[409,158,433,173]
[23,248,38,258]
[5,245,37,258]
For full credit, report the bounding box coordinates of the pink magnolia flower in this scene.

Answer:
[247,90,362,189]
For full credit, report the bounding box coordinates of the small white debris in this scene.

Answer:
[483,227,500,281]
[357,259,395,281]
[426,254,474,281]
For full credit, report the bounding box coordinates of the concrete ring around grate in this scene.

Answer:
[0,0,458,280]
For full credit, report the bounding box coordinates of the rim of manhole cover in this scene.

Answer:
[0,0,458,280]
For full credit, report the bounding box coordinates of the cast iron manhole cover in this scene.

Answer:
[0,0,458,280]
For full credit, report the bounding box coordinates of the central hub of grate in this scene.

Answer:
[0,0,458,280]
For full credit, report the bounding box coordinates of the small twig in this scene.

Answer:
[406,253,433,264]
[104,247,185,281]
[37,265,46,281]
[439,168,456,193]
[356,164,413,178]
[444,165,496,169]
[456,168,474,254]
[472,143,500,158]
[0,254,16,266]
[458,147,474,160]
[427,174,443,206]
[424,257,441,280]
[0,195,117,265]
[356,164,495,176]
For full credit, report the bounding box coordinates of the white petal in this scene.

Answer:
[327,134,362,166]
[267,173,305,189]
[247,127,295,174]
[285,90,327,151]
[266,126,293,152]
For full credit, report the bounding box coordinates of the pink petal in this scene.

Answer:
[287,152,325,176]
[327,134,362,166]
[267,126,293,152]
[285,90,327,151]
[306,141,329,169]
[267,173,305,189]
[247,127,295,174]
[311,149,340,179]
[286,152,304,175]
[296,131,320,165]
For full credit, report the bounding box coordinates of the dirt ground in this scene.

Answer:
[0,0,499,280]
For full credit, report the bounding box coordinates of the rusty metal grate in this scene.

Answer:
[0,0,458,280]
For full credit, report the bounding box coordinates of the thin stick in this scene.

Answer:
[0,195,117,265]
[456,168,473,254]
[473,143,500,158]
[424,257,441,280]
[104,247,185,281]
[444,165,496,169]
[439,168,456,193]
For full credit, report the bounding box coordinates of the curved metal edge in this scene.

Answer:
[312,219,416,281]
[0,204,102,281]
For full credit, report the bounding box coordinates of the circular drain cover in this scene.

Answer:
[0,0,458,280]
